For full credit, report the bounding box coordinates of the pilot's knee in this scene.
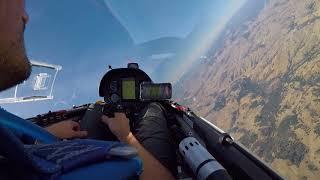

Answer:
[143,102,165,118]
[148,102,164,112]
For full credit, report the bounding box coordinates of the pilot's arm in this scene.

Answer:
[101,113,175,180]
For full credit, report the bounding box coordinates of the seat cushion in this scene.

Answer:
[60,157,142,180]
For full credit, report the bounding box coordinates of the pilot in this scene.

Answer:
[0,0,175,179]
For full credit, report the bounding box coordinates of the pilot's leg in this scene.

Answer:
[133,102,177,177]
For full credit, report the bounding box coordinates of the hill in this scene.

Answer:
[174,0,320,179]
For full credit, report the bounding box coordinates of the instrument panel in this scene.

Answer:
[99,68,152,104]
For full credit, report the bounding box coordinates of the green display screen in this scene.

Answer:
[122,79,136,100]
[140,83,172,100]
[146,86,161,98]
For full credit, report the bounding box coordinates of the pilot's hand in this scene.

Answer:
[101,113,130,142]
[45,120,88,139]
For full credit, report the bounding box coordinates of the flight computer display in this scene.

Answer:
[140,83,172,100]
[122,78,136,100]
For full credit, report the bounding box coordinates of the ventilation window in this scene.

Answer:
[185,146,189,150]
[182,150,185,155]
[195,142,199,145]
[189,142,194,146]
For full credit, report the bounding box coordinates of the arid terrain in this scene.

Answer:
[174,0,320,179]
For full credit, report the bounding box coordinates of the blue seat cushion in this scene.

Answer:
[24,139,143,179]
[60,157,142,180]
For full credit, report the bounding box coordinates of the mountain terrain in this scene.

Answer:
[174,0,320,179]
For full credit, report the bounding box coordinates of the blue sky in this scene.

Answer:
[106,0,226,43]
[0,0,246,118]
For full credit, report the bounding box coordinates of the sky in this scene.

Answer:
[0,0,247,118]
[106,0,226,44]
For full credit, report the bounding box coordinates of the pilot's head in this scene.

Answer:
[0,0,31,91]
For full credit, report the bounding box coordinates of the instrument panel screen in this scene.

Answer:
[140,83,172,100]
[122,78,136,100]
